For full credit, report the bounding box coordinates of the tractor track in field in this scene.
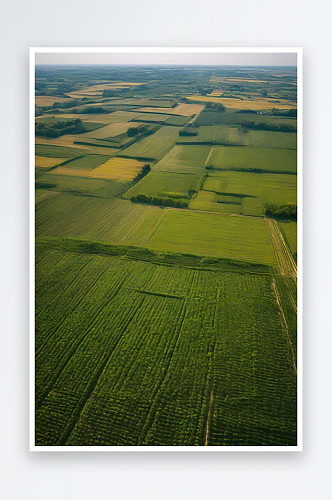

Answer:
[266,218,297,279]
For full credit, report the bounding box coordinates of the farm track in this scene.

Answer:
[266,218,297,278]
[203,383,214,446]
[272,278,297,375]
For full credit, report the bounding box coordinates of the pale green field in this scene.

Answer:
[153,144,211,174]
[147,210,276,266]
[121,127,181,160]
[278,220,297,257]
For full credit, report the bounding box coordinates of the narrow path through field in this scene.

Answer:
[272,278,297,375]
[266,218,297,278]
[203,383,214,446]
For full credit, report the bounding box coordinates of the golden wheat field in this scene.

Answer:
[83,111,144,124]
[185,95,297,110]
[53,157,145,181]
[35,96,73,107]
[35,156,66,168]
[83,122,144,139]
[136,103,204,117]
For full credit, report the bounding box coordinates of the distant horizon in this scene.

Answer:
[35,51,297,67]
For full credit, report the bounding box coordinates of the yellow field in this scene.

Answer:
[35,96,73,107]
[83,122,144,139]
[53,158,145,181]
[185,95,297,111]
[35,136,118,155]
[35,156,66,168]
[210,76,268,84]
[136,103,205,117]
[83,111,144,124]
[67,82,144,98]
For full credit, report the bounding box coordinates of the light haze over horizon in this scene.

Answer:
[35,52,297,67]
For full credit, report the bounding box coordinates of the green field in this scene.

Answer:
[52,155,111,171]
[204,171,297,207]
[246,130,297,149]
[177,126,244,145]
[35,64,298,448]
[195,109,297,128]
[36,173,130,199]
[147,210,276,265]
[279,220,297,258]
[153,145,211,174]
[123,170,202,200]
[206,146,297,174]
[35,245,296,446]
[121,126,182,160]
[35,144,89,158]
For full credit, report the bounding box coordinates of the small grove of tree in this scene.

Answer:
[241,120,296,132]
[127,124,158,138]
[81,106,108,114]
[179,125,198,136]
[265,203,297,218]
[205,102,226,112]
[103,89,115,97]
[132,164,150,183]
[35,107,43,117]
[271,108,297,117]
[52,99,79,109]
[35,118,86,138]
[131,193,189,208]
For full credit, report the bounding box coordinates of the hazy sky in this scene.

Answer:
[35,52,297,66]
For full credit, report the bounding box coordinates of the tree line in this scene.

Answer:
[35,119,86,138]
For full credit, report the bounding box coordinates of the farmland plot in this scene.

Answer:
[35,157,66,169]
[136,103,204,117]
[35,136,119,155]
[82,122,144,139]
[207,146,297,174]
[120,126,181,160]
[245,130,297,149]
[53,158,147,181]
[36,173,131,199]
[153,145,211,174]
[122,171,202,200]
[83,111,144,124]
[189,190,243,215]
[177,126,244,146]
[185,95,297,111]
[35,248,296,446]
[147,210,276,266]
[36,194,164,246]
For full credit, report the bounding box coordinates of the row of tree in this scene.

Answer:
[131,193,189,208]
[35,119,86,138]
[240,121,296,132]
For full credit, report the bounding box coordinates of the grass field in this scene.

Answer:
[120,126,181,160]
[35,96,73,107]
[54,158,146,181]
[153,145,211,174]
[133,113,170,123]
[177,126,244,145]
[278,221,297,258]
[204,171,297,207]
[53,155,111,171]
[35,156,66,168]
[82,121,144,139]
[36,174,130,199]
[36,194,164,245]
[147,209,276,265]
[246,130,297,149]
[164,115,191,126]
[136,103,204,117]
[83,111,144,124]
[123,171,202,199]
[35,144,89,159]
[189,190,243,215]
[35,246,296,446]
[195,110,297,128]
[35,136,119,155]
[186,95,297,111]
[206,146,297,174]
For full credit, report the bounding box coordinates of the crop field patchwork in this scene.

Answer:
[153,145,211,174]
[83,111,144,124]
[82,122,144,139]
[123,171,202,200]
[120,126,181,160]
[147,210,276,265]
[206,146,297,174]
[35,156,66,169]
[34,64,298,448]
[53,158,147,181]
[177,126,244,145]
[36,173,130,199]
[35,247,296,446]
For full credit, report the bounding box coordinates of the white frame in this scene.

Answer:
[30,47,302,452]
